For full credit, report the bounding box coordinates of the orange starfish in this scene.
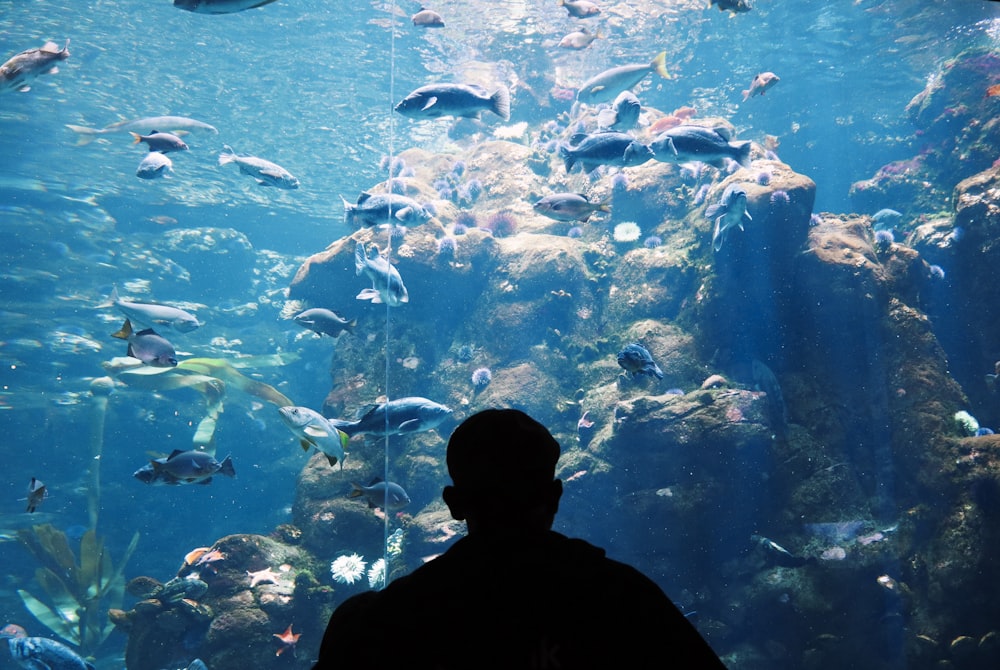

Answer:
[274,624,300,656]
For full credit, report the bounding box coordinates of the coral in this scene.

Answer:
[613,222,641,243]
[484,211,518,238]
[471,367,492,389]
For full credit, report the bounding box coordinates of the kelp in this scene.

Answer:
[17,524,139,654]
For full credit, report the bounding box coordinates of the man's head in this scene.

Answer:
[443,409,563,532]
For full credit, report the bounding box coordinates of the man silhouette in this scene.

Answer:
[314,408,726,669]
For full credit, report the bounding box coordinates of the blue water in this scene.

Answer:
[1,0,999,668]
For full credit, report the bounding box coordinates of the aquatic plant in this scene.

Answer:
[613,222,641,243]
[644,235,662,249]
[437,236,457,258]
[873,229,895,254]
[954,410,979,436]
[368,558,387,590]
[770,190,790,205]
[17,524,139,655]
[484,211,518,238]
[471,367,492,389]
[330,553,367,585]
[567,226,583,238]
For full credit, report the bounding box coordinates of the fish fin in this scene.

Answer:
[368,476,384,486]
[651,51,670,79]
[734,141,752,167]
[491,86,511,121]
[348,483,364,498]
[299,439,311,452]
[558,145,576,173]
[356,288,380,302]
[420,96,439,112]
[597,201,611,214]
[712,218,725,252]
[395,206,413,221]
[40,41,60,52]
[18,85,30,93]
[218,455,236,478]
[218,146,236,166]
[65,124,99,145]
[397,419,421,433]
[357,191,372,205]
[324,453,339,467]
[713,126,732,141]
[46,66,59,75]
[111,319,133,340]
[741,89,750,102]
[742,210,752,226]
[705,204,723,218]
[354,242,367,276]
[130,132,142,145]
[255,180,273,187]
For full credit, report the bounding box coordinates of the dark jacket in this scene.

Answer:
[315,530,726,669]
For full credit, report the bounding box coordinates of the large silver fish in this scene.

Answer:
[328,397,452,437]
[219,145,299,189]
[173,0,280,13]
[101,286,200,333]
[8,636,94,670]
[395,83,510,121]
[705,184,752,251]
[355,242,409,307]
[278,405,348,468]
[577,52,669,105]
[0,40,69,94]
[66,115,218,146]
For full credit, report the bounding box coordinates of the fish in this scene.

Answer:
[136,152,174,180]
[341,192,431,228]
[293,308,356,338]
[533,193,610,222]
[395,83,511,121]
[66,116,218,146]
[277,405,348,468]
[412,8,445,27]
[149,450,236,485]
[173,0,280,13]
[710,0,752,13]
[349,477,411,511]
[558,28,602,50]
[111,319,178,367]
[650,125,751,168]
[577,52,669,105]
[26,478,46,513]
[596,91,642,131]
[101,286,200,333]
[355,242,409,307]
[617,343,664,379]
[752,358,788,441]
[871,208,903,231]
[0,40,70,94]
[742,72,779,101]
[328,397,453,437]
[129,130,189,153]
[7,636,95,670]
[133,459,186,486]
[218,146,299,189]
[559,132,654,173]
[751,534,813,568]
[705,184,752,251]
[559,0,601,18]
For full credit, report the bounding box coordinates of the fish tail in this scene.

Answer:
[348,482,364,498]
[341,195,355,226]
[354,242,367,276]
[218,145,236,166]
[96,285,118,309]
[651,51,670,80]
[734,141,752,168]
[130,132,142,145]
[218,455,237,478]
[66,124,99,145]
[558,144,576,173]
[741,89,750,102]
[111,319,133,340]
[491,86,511,121]
[598,201,612,214]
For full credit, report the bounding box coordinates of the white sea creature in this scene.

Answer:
[368,558,386,590]
[330,553,367,584]
[613,221,641,243]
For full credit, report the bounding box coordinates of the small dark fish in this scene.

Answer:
[650,124,751,168]
[136,152,174,180]
[559,0,601,18]
[752,358,788,441]
[7,636,94,670]
[617,343,664,380]
[329,397,452,437]
[395,83,510,121]
[293,308,356,338]
[111,319,177,367]
[349,477,411,511]
[560,132,653,173]
[0,40,70,94]
[742,72,779,101]
[412,8,445,27]
[533,192,610,222]
[173,0,279,13]
[150,449,236,485]
[710,0,752,14]
[26,477,47,513]
[705,184,751,251]
[129,130,189,153]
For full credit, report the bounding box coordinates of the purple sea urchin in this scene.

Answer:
[437,236,457,257]
[756,170,772,185]
[471,367,492,389]
[484,210,518,238]
[567,226,583,238]
[770,190,790,205]
[644,235,662,248]
[873,229,894,254]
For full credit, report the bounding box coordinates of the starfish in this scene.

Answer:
[246,567,279,588]
[274,624,300,656]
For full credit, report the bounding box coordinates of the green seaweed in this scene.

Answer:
[17,524,139,655]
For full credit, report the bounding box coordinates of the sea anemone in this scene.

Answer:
[756,169,772,186]
[613,221,641,243]
[471,367,492,389]
[399,166,415,179]
[367,558,386,590]
[437,186,454,201]
[330,553,367,584]
[567,226,583,239]
[873,229,894,254]
[457,344,477,362]
[770,190,790,205]
[644,235,662,249]
[485,211,518,238]
[954,410,980,436]
[437,236,457,258]
[453,222,468,235]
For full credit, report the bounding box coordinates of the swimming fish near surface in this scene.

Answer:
[218,146,299,189]
[66,115,218,146]
[130,130,189,153]
[342,192,431,228]
[328,397,453,437]
[0,40,70,94]
[742,72,779,101]
[173,0,280,13]
[650,124,751,168]
[277,405,348,468]
[136,152,174,180]
[111,319,178,367]
[149,450,236,485]
[533,192,610,223]
[293,308,356,338]
[101,286,200,333]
